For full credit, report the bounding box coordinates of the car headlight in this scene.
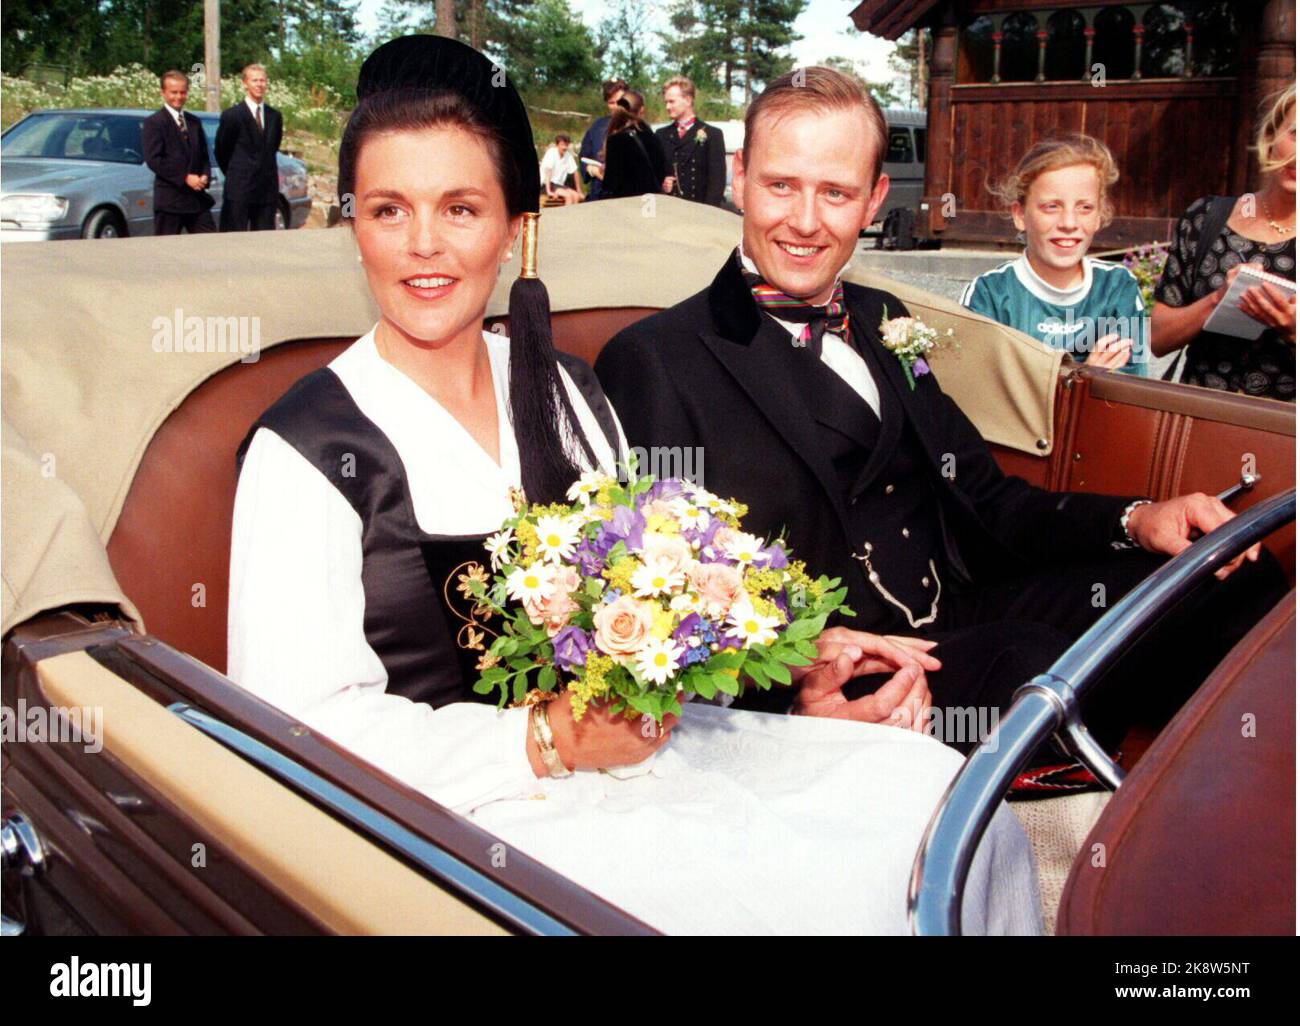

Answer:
[1,194,70,223]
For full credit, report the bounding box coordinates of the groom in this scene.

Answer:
[595,67,1283,750]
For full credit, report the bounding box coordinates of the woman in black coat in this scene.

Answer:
[598,97,664,199]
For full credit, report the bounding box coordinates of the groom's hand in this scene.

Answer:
[793,627,934,730]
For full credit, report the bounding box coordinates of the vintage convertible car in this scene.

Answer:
[1,197,1293,935]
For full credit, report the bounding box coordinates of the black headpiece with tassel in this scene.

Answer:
[355,35,598,504]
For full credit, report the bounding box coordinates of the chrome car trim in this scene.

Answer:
[909,488,1296,936]
[168,703,576,936]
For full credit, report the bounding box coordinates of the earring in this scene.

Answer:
[356,253,363,263]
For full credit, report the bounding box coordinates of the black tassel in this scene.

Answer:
[507,276,598,505]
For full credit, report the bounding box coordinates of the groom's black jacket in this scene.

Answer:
[594,255,1136,648]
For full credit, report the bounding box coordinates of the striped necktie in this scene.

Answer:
[738,253,850,359]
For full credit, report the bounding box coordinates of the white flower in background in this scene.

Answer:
[636,638,684,685]
[722,531,766,566]
[631,560,685,598]
[670,591,704,615]
[506,563,555,604]
[485,528,516,571]
[534,515,580,563]
[672,499,711,531]
[725,602,781,648]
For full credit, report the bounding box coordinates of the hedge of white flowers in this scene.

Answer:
[2,64,344,136]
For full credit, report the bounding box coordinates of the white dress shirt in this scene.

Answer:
[227,327,625,814]
[244,96,264,125]
[539,145,578,188]
[738,245,882,417]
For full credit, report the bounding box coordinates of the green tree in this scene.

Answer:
[504,0,600,92]
[887,27,927,108]
[598,0,658,90]
[736,0,805,103]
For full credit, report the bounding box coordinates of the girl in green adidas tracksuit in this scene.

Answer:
[961,134,1147,377]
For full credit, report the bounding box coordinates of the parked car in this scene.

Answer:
[0,108,312,241]
[0,196,1292,935]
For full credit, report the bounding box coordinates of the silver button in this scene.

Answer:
[901,527,910,538]
[885,484,895,495]
[922,576,930,587]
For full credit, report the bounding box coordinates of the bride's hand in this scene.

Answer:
[531,697,678,775]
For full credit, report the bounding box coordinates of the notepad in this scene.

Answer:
[1202,263,1297,339]
[580,157,604,169]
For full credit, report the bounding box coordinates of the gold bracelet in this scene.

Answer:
[530,701,572,778]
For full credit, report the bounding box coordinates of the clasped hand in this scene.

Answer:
[791,626,938,731]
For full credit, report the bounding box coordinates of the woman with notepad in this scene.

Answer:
[1152,85,1295,401]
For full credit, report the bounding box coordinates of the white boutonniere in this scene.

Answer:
[695,127,708,145]
[879,307,957,390]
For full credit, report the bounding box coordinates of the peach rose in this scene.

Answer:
[688,562,746,616]
[525,564,581,636]
[592,594,656,658]
[882,316,915,349]
[640,532,693,575]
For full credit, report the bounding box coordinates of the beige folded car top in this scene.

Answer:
[0,196,1061,634]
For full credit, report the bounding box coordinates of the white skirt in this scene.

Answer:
[470,703,1044,935]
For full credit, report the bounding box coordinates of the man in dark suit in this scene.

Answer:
[215,64,283,231]
[578,78,626,202]
[655,76,726,207]
[597,67,1282,752]
[141,71,216,235]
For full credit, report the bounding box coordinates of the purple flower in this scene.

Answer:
[912,357,931,377]
[552,626,593,672]
[762,541,789,569]
[646,478,688,503]
[773,589,792,624]
[571,537,607,576]
[673,612,703,643]
[598,504,644,552]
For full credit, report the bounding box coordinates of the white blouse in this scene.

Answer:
[227,327,625,814]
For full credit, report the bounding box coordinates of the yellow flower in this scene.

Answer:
[651,606,676,641]
[515,519,539,561]
[602,557,638,593]
[644,511,679,535]
[568,654,614,721]
[743,567,784,597]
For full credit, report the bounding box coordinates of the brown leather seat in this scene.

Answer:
[105,310,656,674]
[1057,590,1296,935]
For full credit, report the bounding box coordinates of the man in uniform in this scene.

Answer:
[655,75,726,207]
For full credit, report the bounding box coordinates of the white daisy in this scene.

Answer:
[672,498,711,531]
[725,602,781,648]
[703,493,738,517]
[636,638,684,686]
[669,591,704,615]
[722,530,767,566]
[534,515,580,563]
[631,560,685,598]
[506,563,555,604]
[565,470,609,505]
[485,528,516,572]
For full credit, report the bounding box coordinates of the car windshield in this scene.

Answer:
[2,112,145,164]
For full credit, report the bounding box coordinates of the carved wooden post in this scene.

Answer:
[922,7,958,238]
[991,13,1005,83]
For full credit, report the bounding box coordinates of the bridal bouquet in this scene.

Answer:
[469,471,851,722]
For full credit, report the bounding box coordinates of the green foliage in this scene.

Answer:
[661,0,805,101]
[506,0,602,92]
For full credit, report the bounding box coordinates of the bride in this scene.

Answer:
[227,35,1042,935]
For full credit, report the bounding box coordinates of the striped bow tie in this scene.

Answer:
[739,256,850,359]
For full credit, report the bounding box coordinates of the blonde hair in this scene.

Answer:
[662,75,695,100]
[242,63,268,81]
[743,66,889,185]
[991,133,1120,227]
[1255,84,1296,175]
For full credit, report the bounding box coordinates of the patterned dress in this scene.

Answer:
[1156,196,1296,401]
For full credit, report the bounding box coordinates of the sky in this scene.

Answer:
[354,0,905,93]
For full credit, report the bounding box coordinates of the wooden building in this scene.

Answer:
[849,0,1297,248]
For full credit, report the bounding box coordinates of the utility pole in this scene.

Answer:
[204,0,221,111]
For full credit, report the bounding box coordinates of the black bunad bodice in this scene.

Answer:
[236,367,495,709]
[235,358,623,711]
